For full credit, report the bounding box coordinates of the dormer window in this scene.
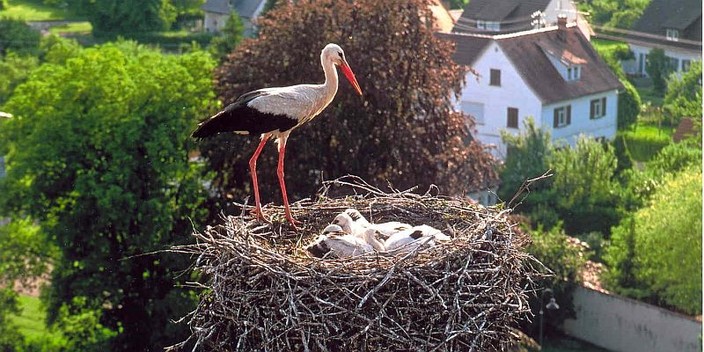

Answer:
[477,20,500,31]
[666,28,679,41]
[567,65,581,81]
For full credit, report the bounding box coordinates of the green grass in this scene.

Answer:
[620,124,673,161]
[9,294,64,345]
[0,0,82,21]
[591,38,629,54]
[48,20,91,35]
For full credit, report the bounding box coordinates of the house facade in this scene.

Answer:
[441,18,622,159]
[621,0,702,76]
[202,0,267,36]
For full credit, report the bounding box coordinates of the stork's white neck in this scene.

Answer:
[320,56,339,103]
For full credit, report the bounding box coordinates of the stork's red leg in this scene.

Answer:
[276,137,300,229]
[249,134,270,221]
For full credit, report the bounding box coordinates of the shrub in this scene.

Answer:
[606,167,702,314]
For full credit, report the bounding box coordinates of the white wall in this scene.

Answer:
[459,42,542,158]
[541,91,618,147]
[625,43,702,76]
[543,0,578,25]
[563,286,702,352]
[204,12,229,33]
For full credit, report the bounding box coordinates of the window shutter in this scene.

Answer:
[602,97,607,116]
[566,105,572,125]
[590,100,595,119]
[553,109,559,128]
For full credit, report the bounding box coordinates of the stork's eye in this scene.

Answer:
[338,52,343,59]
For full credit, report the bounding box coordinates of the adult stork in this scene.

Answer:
[191,43,363,228]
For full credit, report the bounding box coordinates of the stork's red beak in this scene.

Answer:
[340,62,363,96]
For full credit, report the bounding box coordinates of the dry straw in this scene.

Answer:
[168,176,544,352]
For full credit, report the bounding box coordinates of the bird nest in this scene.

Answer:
[168,177,542,352]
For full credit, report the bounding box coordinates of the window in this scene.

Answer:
[667,56,680,71]
[477,20,500,31]
[490,69,501,86]
[553,105,571,128]
[507,107,518,128]
[666,28,679,41]
[567,65,581,81]
[590,98,607,119]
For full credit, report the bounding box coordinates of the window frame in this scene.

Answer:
[507,107,519,128]
[489,69,501,86]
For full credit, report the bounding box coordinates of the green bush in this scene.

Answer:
[522,224,590,336]
[606,167,702,314]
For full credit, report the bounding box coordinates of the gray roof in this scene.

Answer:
[632,0,702,41]
[441,26,623,104]
[455,0,551,33]
[202,0,266,19]
[202,0,231,15]
[233,0,266,19]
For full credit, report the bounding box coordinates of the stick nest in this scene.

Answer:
[169,177,542,352]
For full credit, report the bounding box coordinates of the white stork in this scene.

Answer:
[192,43,363,229]
[384,225,451,252]
[335,208,412,240]
[306,224,383,259]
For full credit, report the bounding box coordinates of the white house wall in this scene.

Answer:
[543,0,578,25]
[541,90,619,146]
[459,42,543,158]
[624,43,702,76]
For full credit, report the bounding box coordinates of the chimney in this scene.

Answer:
[557,14,567,41]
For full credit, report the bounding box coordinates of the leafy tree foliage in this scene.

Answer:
[69,0,177,38]
[498,118,553,203]
[0,52,38,105]
[0,17,41,56]
[580,0,649,28]
[550,136,621,236]
[500,127,623,236]
[0,41,216,351]
[645,48,673,95]
[664,61,702,126]
[200,0,497,205]
[522,223,590,336]
[606,167,702,314]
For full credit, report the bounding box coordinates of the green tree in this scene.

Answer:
[0,41,216,351]
[606,167,702,314]
[523,224,590,337]
[664,61,702,126]
[0,17,41,57]
[549,136,621,236]
[71,0,177,38]
[498,118,553,204]
[209,11,244,60]
[200,0,498,205]
[645,48,673,95]
[0,52,38,104]
[580,0,649,28]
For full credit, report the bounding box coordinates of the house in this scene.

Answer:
[440,17,622,159]
[202,0,267,36]
[452,0,589,38]
[621,0,702,76]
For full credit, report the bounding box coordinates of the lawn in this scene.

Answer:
[48,20,91,35]
[620,123,673,162]
[9,294,65,345]
[0,0,82,21]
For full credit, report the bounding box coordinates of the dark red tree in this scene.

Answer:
[199,0,498,205]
